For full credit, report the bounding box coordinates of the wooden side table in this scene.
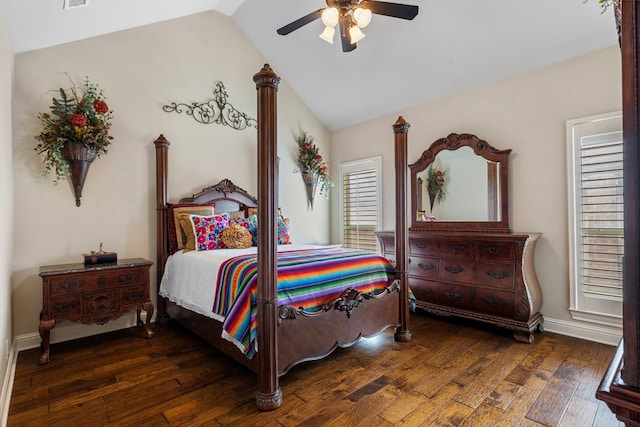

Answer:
[38,257,154,364]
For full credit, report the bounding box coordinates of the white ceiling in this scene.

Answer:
[5,0,618,131]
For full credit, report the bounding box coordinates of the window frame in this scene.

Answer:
[566,111,623,328]
[339,156,382,252]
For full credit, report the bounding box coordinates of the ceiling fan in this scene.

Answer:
[276,0,419,53]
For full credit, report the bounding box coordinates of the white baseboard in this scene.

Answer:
[543,316,622,346]
[15,313,140,352]
[1,337,17,427]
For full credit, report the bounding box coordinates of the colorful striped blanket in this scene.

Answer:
[213,247,395,358]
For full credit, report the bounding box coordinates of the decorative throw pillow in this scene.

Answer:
[246,214,258,246]
[278,216,292,245]
[177,213,228,252]
[190,213,230,251]
[220,224,252,249]
[167,204,214,253]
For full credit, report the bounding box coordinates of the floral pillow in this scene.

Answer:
[278,217,291,245]
[185,213,229,252]
[230,216,257,246]
[167,203,214,254]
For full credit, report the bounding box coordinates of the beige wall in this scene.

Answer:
[330,46,622,342]
[0,0,14,419]
[12,11,330,343]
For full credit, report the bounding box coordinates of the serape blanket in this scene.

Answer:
[213,247,395,358]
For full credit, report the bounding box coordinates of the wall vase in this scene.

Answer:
[428,191,437,213]
[61,142,97,207]
[301,170,319,210]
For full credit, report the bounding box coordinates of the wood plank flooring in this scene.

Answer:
[7,313,622,426]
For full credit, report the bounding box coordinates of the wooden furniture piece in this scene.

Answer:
[376,230,543,343]
[596,2,640,426]
[38,258,154,365]
[378,132,544,342]
[153,65,411,411]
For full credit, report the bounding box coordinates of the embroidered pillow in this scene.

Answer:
[167,204,214,254]
[278,217,292,245]
[189,213,229,251]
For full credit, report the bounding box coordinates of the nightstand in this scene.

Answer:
[38,257,154,364]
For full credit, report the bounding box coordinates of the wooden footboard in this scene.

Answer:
[163,280,400,377]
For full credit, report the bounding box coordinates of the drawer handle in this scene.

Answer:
[450,244,466,252]
[119,274,139,282]
[442,290,462,299]
[416,286,433,294]
[415,242,427,249]
[444,266,464,274]
[124,291,145,301]
[54,301,79,312]
[486,246,503,255]
[484,297,507,307]
[60,280,83,290]
[487,270,509,279]
[98,277,106,286]
[418,262,435,271]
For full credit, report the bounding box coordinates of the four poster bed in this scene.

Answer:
[154,64,411,410]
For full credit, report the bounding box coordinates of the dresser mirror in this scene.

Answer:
[409,133,512,232]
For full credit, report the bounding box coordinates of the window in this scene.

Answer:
[567,112,623,326]
[340,157,382,252]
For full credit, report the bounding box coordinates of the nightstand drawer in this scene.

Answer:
[49,266,147,295]
[121,285,149,308]
[50,295,82,318]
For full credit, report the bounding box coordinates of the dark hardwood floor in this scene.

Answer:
[8,312,622,426]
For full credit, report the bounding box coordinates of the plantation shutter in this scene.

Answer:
[579,132,624,301]
[342,165,379,251]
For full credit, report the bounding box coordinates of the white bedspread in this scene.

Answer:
[159,244,325,321]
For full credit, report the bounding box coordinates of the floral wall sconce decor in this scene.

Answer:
[162,81,257,131]
[426,162,447,213]
[34,76,114,207]
[295,131,332,210]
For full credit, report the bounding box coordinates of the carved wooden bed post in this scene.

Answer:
[393,117,411,342]
[154,134,170,322]
[253,64,282,410]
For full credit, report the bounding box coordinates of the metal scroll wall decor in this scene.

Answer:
[162,82,257,130]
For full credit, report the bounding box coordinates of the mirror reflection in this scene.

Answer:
[415,147,500,222]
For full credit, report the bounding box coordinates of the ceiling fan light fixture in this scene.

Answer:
[319,26,335,44]
[349,25,365,44]
[321,7,339,28]
[353,7,372,28]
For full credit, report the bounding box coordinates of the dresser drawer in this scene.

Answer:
[121,285,149,309]
[436,240,473,258]
[409,238,438,256]
[476,241,515,261]
[49,267,147,295]
[436,282,514,318]
[408,256,438,279]
[408,277,437,304]
[50,295,82,319]
[438,260,515,290]
[83,290,121,317]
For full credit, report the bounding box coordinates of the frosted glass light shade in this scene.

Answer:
[353,8,372,28]
[319,26,335,44]
[321,8,339,27]
[349,25,365,44]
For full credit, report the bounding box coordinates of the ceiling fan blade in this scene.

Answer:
[363,1,418,20]
[339,18,357,52]
[277,9,324,35]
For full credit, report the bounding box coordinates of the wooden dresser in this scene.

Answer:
[376,230,543,343]
[38,257,154,364]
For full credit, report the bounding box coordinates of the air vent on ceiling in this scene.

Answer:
[63,0,89,9]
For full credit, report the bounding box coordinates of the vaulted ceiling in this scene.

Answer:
[5,0,618,131]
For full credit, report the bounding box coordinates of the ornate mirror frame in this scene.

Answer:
[409,133,512,232]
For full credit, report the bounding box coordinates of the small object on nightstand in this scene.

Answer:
[84,242,117,265]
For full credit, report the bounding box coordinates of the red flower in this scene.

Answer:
[69,113,87,127]
[303,143,312,149]
[320,166,328,175]
[93,100,109,114]
[436,171,442,176]
[315,155,323,162]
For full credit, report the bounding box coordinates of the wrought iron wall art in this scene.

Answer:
[163,82,257,130]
